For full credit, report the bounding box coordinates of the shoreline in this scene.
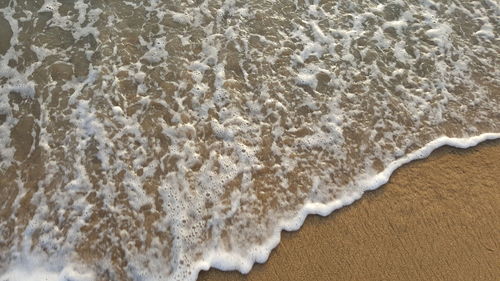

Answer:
[199,139,500,281]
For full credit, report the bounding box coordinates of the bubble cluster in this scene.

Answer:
[0,0,499,280]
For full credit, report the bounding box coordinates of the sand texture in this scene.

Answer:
[199,140,500,281]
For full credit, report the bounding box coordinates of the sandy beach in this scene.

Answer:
[1,2,499,280]
[199,139,500,281]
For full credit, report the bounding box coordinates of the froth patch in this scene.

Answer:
[1,262,94,281]
[1,1,499,281]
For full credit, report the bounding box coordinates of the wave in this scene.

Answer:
[0,0,499,280]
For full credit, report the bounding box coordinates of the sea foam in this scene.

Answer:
[0,0,499,280]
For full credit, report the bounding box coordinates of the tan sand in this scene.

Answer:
[199,140,500,281]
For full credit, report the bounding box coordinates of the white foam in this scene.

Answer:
[192,133,500,279]
[1,1,499,281]
[1,262,94,281]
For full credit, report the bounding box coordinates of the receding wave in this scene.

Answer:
[0,0,499,280]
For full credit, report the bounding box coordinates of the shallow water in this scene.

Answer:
[0,0,499,280]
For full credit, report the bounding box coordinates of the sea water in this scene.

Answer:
[0,0,499,280]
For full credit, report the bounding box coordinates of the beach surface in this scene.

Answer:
[199,139,500,281]
[1,2,499,279]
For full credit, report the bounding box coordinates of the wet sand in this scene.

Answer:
[199,139,500,281]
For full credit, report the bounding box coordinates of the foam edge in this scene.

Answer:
[194,132,500,279]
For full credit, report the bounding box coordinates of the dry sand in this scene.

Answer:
[199,139,500,281]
